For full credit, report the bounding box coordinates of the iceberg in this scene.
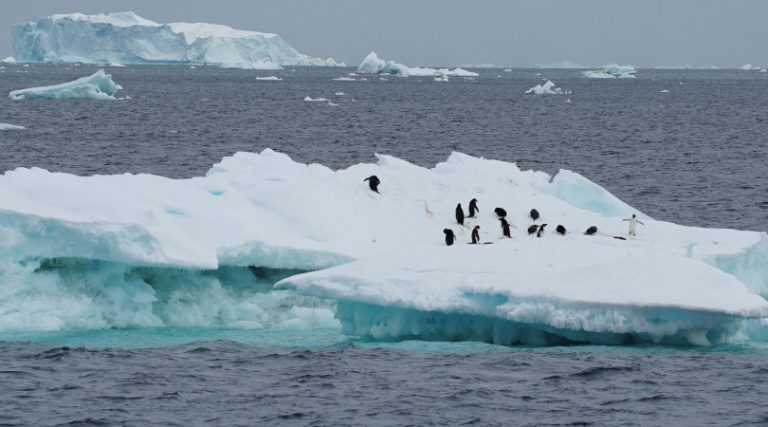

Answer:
[8,70,122,100]
[0,150,766,344]
[1,57,17,64]
[12,12,342,69]
[525,80,570,95]
[761,69,767,73]
[0,123,26,130]
[582,64,637,79]
[356,52,479,77]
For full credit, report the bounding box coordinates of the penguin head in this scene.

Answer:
[443,228,451,234]
[471,198,477,203]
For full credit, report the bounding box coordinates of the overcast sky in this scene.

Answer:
[2,0,767,68]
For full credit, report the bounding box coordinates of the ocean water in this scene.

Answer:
[1,64,767,426]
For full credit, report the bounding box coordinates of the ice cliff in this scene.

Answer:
[357,52,478,77]
[0,150,766,345]
[12,12,341,69]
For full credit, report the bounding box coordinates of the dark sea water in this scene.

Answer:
[1,64,767,426]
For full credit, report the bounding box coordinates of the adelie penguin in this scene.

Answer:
[443,229,456,246]
[584,226,598,235]
[455,203,465,225]
[555,225,567,235]
[364,175,380,193]
[468,199,479,218]
[530,208,540,222]
[536,223,548,237]
[471,225,481,244]
[500,218,511,238]
[494,207,507,218]
[527,224,539,235]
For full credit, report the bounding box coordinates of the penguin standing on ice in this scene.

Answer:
[443,229,456,246]
[500,218,511,238]
[364,175,380,193]
[471,226,481,244]
[468,198,479,218]
[455,203,465,225]
[530,209,540,222]
[536,224,548,237]
[494,207,507,218]
[556,225,567,235]
[527,224,539,235]
[584,226,598,235]
[622,214,645,236]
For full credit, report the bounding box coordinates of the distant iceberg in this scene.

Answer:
[0,123,26,130]
[1,57,17,64]
[9,70,122,100]
[356,52,478,77]
[255,76,282,81]
[761,69,767,73]
[12,12,342,70]
[582,64,637,79]
[525,80,570,95]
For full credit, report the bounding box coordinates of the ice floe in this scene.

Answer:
[8,70,122,100]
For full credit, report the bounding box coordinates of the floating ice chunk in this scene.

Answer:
[356,51,479,77]
[12,12,343,69]
[434,76,449,82]
[8,70,122,100]
[0,123,26,130]
[742,63,753,70]
[304,96,328,102]
[761,69,767,73]
[334,92,345,96]
[256,76,282,81]
[525,80,570,95]
[333,76,356,81]
[504,68,512,72]
[660,89,670,93]
[108,62,126,67]
[583,64,636,78]
[2,56,17,64]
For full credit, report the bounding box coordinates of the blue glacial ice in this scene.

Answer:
[12,12,342,69]
[9,70,122,100]
[0,150,766,345]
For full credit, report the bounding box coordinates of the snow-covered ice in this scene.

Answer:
[1,57,17,64]
[12,12,342,70]
[256,76,282,81]
[333,77,356,81]
[8,70,122,100]
[357,52,479,77]
[0,123,26,131]
[525,80,570,95]
[0,150,765,344]
[304,96,329,102]
[582,64,636,79]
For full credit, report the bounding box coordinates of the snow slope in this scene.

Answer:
[12,12,341,69]
[8,70,122,100]
[0,150,765,343]
[357,52,478,77]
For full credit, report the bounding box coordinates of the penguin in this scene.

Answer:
[527,224,539,235]
[364,175,380,193]
[471,225,480,244]
[468,198,479,218]
[556,225,566,235]
[530,209,540,222]
[536,223,548,238]
[443,228,456,246]
[455,203,465,226]
[585,226,598,235]
[500,218,511,238]
[494,207,507,218]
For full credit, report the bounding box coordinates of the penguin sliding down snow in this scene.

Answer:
[556,225,566,235]
[468,199,479,218]
[584,226,598,235]
[500,218,511,238]
[530,209,540,222]
[471,226,480,244]
[443,229,456,246]
[364,175,380,193]
[536,224,548,237]
[455,203,465,225]
[527,224,539,235]
[494,207,507,218]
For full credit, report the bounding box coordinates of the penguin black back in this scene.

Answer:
[494,207,507,218]
[585,226,598,235]
[468,198,479,218]
[455,203,465,225]
[556,225,566,235]
[471,226,480,244]
[530,209,540,221]
[364,175,380,193]
[536,223,548,237]
[500,218,511,237]
[443,228,456,246]
[527,224,539,235]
